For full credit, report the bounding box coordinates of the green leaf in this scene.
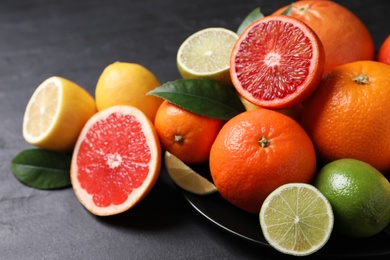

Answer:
[148,79,246,120]
[237,7,264,35]
[10,149,72,190]
[281,3,293,16]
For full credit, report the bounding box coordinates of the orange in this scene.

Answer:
[71,105,161,216]
[378,35,390,65]
[95,62,163,122]
[301,61,390,174]
[230,15,324,110]
[154,100,225,165]
[273,1,375,73]
[209,108,316,214]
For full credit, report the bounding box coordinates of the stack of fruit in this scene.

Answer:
[12,0,390,257]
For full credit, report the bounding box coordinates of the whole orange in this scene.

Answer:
[272,1,375,73]
[378,35,390,66]
[154,100,225,165]
[301,61,390,174]
[209,109,316,214]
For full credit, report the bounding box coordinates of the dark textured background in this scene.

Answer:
[1,1,389,259]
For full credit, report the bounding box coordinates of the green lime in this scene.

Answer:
[259,183,334,256]
[176,27,238,85]
[314,158,390,238]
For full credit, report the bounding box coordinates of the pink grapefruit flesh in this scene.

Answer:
[230,15,324,109]
[71,105,161,216]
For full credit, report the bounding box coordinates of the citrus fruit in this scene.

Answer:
[260,183,333,256]
[209,108,316,214]
[95,62,163,122]
[230,15,324,109]
[273,0,375,73]
[301,61,390,174]
[23,76,96,152]
[378,35,390,65]
[154,100,225,165]
[164,151,217,195]
[177,27,238,85]
[239,95,303,122]
[71,105,161,216]
[314,158,390,238]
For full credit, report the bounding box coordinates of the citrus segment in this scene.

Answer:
[177,27,238,85]
[164,151,217,195]
[71,105,161,216]
[260,183,334,256]
[230,15,324,109]
[95,62,163,122]
[23,76,96,152]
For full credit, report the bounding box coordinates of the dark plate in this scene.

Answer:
[179,173,390,257]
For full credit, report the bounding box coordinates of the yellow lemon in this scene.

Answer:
[23,76,96,152]
[95,62,163,122]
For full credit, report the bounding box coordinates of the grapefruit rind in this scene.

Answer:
[164,151,217,195]
[230,15,324,109]
[259,183,334,256]
[71,105,161,216]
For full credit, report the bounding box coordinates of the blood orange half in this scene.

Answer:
[230,15,324,109]
[71,105,161,216]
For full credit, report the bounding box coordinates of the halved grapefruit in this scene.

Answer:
[230,15,324,109]
[71,105,161,216]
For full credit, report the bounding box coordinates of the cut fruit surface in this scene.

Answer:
[71,105,161,216]
[230,15,324,109]
[260,183,333,256]
[177,27,238,85]
[23,76,96,152]
[164,151,217,195]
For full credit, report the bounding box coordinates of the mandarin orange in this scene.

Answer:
[154,100,225,165]
[378,35,390,66]
[273,1,375,73]
[301,61,390,174]
[209,109,316,214]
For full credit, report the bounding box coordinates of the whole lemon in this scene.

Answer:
[314,158,390,238]
[95,62,163,122]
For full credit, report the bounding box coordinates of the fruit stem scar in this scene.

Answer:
[259,136,271,148]
[352,73,370,85]
[174,134,184,144]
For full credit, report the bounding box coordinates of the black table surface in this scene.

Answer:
[1,0,389,259]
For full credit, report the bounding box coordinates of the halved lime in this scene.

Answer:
[164,151,217,195]
[259,183,333,256]
[177,27,238,85]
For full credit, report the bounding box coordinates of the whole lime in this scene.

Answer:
[314,158,390,238]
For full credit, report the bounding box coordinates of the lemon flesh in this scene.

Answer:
[260,183,334,256]
[164,151,217,195]
[23,76,96,152]
[177,27,238,85]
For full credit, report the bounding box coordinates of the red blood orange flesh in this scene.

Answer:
[230,15,324,109]
[71,105,161,216]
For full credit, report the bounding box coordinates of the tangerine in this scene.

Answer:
[209,109,316,214]
[230,15,324,109]
[301,61,390,174]
[272,0,375,73]
[71,105,161,216]
[154,100,225,165]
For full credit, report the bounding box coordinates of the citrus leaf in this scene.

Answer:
[281,3,293,16]
[10,149,71,190]
[148,79,246,120]
[237,7,264,35]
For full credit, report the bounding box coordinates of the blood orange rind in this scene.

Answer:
[230,15,324,109]
[71,105,161,216]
